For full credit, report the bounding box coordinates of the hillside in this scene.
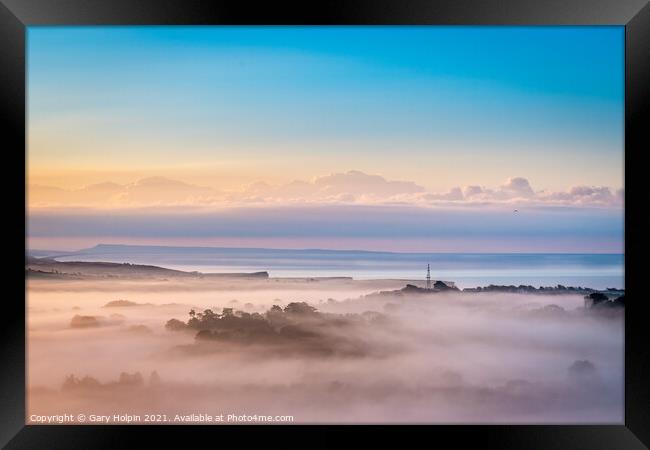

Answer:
[25,256,268,280]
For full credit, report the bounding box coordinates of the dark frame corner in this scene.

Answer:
[2,0,648,448]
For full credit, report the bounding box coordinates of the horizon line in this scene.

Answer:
[27,242,625,256]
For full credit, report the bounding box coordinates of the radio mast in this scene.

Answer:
[426,264,431,290]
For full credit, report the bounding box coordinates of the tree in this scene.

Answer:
[165,318,187,331]
[149,370,161,387]
[283,302,318,315]
[118,372,144,386]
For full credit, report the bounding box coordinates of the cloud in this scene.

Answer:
[28,283,624,424]
[462,186,483,198]
[29,177,223,207]
[235,171,425,203]
[423,187,464,201]
[28,172,622,209]
[500,177,535,198]
[539,185,619,206]
[428,177,534,204]
[419,178,621,207]
[115,177,219,205]
[313,170,425,197]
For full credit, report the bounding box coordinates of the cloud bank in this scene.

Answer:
[27,278,624,424]
[29,171,623,208]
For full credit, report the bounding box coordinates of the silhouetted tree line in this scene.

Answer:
[165,302,387,357]
[62,371,161,391]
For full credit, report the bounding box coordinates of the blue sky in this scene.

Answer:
[27,26,624,252]
[28,26,624,191]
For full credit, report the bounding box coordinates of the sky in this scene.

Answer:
[27,26,624,252]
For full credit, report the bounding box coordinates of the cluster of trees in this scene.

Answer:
[62,371,161,391]
[69,313,126,328]
[166,302,319,333]
[165,302,386,357]
[584,292,625,309]
[464,284,599,294]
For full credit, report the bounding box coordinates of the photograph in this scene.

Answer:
[25,25,625,425]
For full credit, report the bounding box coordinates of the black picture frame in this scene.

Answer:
[2,0,648,448]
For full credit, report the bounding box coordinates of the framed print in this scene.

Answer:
[2,0,649,448]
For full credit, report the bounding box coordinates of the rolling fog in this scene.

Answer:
[27,278,623,424]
